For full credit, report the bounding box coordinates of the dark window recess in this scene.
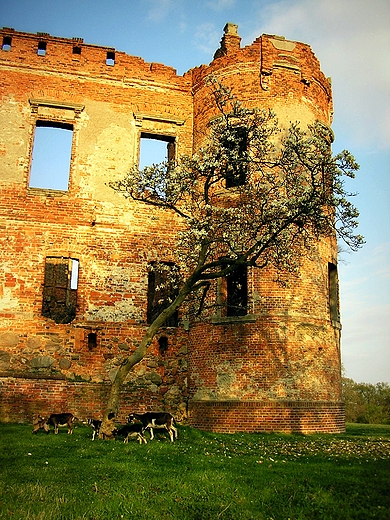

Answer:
[147,263,178,327]
[2,36,12,51]
[227,265,248,316]
[37,41,47,56]
[106,51,115,66]
[224,126,248,188]
[72,46,81,55]
[42,257,79,324]
[87,332,97,350]
[158,336,169,355]
[328,263,339,322]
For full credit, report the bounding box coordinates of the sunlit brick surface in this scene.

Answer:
[0,26,342,432]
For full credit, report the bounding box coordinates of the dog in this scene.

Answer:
[32,414,50,434]
[86,418,102,441]
[85,413,115,440]
[115,423,148,444]
[46,413,78,434]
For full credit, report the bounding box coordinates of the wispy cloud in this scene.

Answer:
[341,300,390,383]
[206,0,236,11]
[145,0,175,23]
[193,22,221,55]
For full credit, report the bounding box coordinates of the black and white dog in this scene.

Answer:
[86,418,102,441]
[115,423,148,444]
[128,412,178,442]
[86,412,115,440]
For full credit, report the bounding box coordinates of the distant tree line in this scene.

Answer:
[342,377,390,424]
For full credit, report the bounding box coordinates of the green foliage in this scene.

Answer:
[1,423,389,519]
[343,377,390,424]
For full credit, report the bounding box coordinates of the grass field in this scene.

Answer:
[0,422,389,519]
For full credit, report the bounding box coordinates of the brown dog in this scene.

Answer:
[32,414,50,434]
[46,413,78,434]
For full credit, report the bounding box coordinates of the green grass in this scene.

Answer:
[0,423,389,519]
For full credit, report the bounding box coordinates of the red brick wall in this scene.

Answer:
[0,26,343,433]
[0,374,182,425]
[189,400,345,434]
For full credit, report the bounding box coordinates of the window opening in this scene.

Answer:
[226,265,248,316]
[70,259,79,290]
[72,45,81,55]
[87,332,97,350]
[29,121,73,191]
[328,263,339,323]
[147,262,179,327]
[37,41,47,56]
[42,257,78,324]
[140,133,175,169]
[106,51,115,66]
[158,336,169,355]
[2,36,12,51]
[224,126,248,188]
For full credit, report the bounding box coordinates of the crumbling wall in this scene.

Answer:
[0,25,343,432]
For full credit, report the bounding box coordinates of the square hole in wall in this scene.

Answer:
[106,51,115,66]
[140,132,175,168]
[2,36,12,51]
[37,41,47,56]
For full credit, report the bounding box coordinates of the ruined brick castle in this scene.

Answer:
[0,24,344,432]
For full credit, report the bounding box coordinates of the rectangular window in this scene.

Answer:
[37,41,47,56]
[140,133,175,169]
[42,257,79,324]
[2,36,12,51]
[72,46,81,55]
[29,121,73,191]
[328,262,339,323]
[87,332,97,350]
[224,126,248,188]
[106,51,115,66]
[226,265,248,316]
[147,262,178,327]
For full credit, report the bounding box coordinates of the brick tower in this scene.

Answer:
[0,24,343,432]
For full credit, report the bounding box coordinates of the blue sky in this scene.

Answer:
[1,0,389,384]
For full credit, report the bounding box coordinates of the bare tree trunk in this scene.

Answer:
[102,278,195,423]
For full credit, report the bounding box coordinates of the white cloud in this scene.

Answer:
[145,0,175,22]
[248,0,390,150]
[193,22,221,54]
[206,0,236,11]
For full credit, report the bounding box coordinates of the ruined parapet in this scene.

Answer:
[213,23,242,59]
[192,29,333,149]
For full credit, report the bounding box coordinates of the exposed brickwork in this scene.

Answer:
[0,25,343,432]
[189,400,345,434]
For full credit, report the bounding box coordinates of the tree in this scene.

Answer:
[104,78,363,421]
[342,377,390,424]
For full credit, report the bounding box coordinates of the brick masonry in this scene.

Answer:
[0,24,344,432]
